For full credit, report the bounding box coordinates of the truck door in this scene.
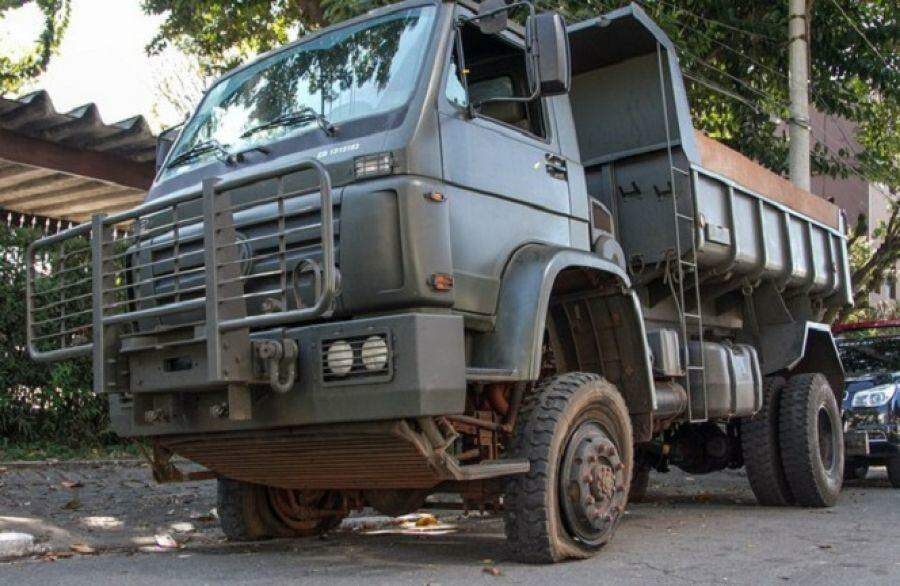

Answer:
[435,18,574,315]
[438,19,570,216]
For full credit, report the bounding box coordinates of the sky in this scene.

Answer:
[0,0,187,130]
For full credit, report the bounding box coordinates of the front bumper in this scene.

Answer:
[844,408,900,459]
[110,312,466,437]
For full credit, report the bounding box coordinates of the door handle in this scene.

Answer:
[545,153,567,180]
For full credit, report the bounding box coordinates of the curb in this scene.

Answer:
[0,459,146,469]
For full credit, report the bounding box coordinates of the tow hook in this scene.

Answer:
[254,339,299,394]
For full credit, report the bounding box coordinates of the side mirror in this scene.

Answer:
[526,12,571,97]
[155,124,183,172]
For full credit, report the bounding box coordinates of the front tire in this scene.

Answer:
[217,478,277,541]
[778,374,844,507]
[504,373,633,563]
[888,457,900,488]
[218,478,346,541]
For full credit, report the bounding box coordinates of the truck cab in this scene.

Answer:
[27,0,851,562]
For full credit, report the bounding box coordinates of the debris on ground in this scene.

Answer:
[70,543,97,554]
[0,532,35,560]
[415,514,438,527]
[154,534,179,549]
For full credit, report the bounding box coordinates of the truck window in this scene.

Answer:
[446,23,547,139]
[162,6,437,176]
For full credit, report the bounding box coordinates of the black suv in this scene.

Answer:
[836,322,900,487]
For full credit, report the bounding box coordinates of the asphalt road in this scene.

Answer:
[3,467,899,585]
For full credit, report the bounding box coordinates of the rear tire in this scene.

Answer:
[741,377,794,506]
[778,373,844,507]
[888,457,900,488]
[504,372,633,563]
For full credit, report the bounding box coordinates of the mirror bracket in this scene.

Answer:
[453,1,570,116]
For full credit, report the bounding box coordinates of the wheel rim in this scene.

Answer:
[558,420,627,547]
[817,406,837,473]
[267,488,327,531]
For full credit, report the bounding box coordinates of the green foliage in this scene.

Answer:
[141,0,392,75]
[0,0,71,95]
[0,225,108,447]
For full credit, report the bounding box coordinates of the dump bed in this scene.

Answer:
[691,133,849,303]
[590,131,850,309]
[568,5,852,312]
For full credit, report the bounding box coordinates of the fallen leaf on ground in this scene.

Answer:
[61,480,83,489]
[155,534,179,549]
[415,514,438,527]
[70,543,96,554]
[62,498,81,510]
[44,551,74,561]
[483,567,503,577]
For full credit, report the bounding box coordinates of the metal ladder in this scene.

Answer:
[656,44,707,421]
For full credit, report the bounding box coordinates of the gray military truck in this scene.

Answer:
[27,0,851,562]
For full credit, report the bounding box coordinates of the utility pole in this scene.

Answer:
[788,0,811,190]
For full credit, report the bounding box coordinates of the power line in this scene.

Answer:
[677,46,790,108]
[683,66,894,201]
[826,0,895,72]
[681,72,767,115]
[651,10,789,82]
[644,0,780,46]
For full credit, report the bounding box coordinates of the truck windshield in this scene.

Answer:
[163,6,436,175]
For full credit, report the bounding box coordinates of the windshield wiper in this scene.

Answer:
[166,139,234,169]
[240,107,336,140]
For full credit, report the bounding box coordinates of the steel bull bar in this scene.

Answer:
[26,158,337,400]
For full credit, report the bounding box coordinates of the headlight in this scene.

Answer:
[325,340,353,376]
[354,152,393,178]
[360,335,388,372]
[851,384,897,408]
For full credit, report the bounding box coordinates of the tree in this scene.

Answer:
[0,0,71,95]
[143,0,899,320]
[141,0,394,75]
[148,51,208,131]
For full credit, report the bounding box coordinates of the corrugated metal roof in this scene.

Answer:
[0,90,157,163]
[0,90,158,222]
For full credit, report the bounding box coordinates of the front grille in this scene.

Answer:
[321,333,393,384]
[28,228,95,356]
[27,158,338,391]
[140,190,341,328]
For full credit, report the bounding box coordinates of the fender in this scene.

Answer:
[757,321,845,398]
[469,243,656,413]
